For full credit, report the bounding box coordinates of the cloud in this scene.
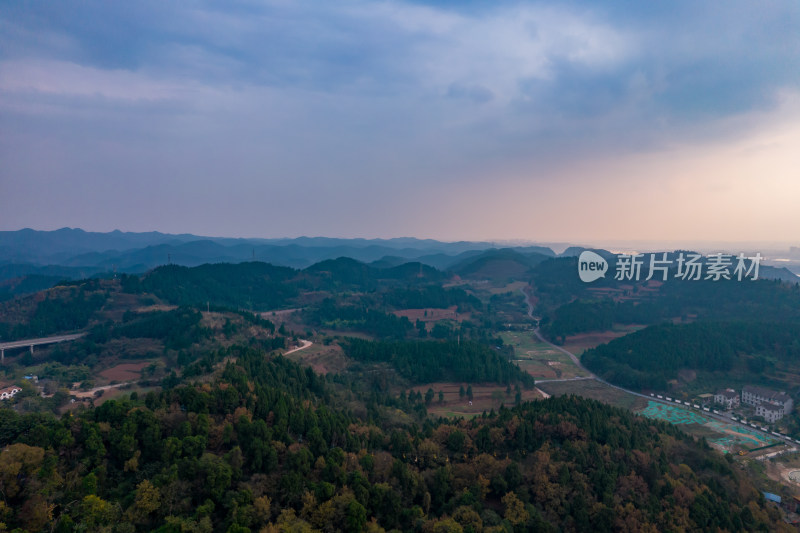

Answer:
[1,0,799,240]
[446,83,494,103]
[0,60,189,102]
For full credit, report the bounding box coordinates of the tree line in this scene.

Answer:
[583,320,800,390]
[0,348,786,532]
[382,286,482,312]
[342,338,535,387]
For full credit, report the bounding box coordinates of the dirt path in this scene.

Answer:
[259,308,303,319]
[71,382,131,398]
[535,387,551,399]
[285,339,312,355]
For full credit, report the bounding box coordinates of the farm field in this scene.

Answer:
[537,378,649,411]
[98,361,149,382]
[500,331,590,379]
[537,379,783,455]
[638,400,782,454]
[483,280,529,295]
[560,324,644,355]
[392,306,470,324]
[411,381,543,418]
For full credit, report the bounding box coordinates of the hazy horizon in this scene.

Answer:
[2,1,799,243]
[2,226,798,258]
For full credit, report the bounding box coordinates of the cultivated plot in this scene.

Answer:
[537,378,648,411]
[638,401,779,453]
[500,331,590,379]
[417,382,543,419]
[560,324,644,356]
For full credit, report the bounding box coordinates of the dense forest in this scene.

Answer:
[541,298,682,342]
[582,321,800,390]
[119,260,454,312]
[541,300,616,341]
[0,285,108,341]
[122,264,301,310]
[305,258,444,287]
[0,275,66,303]
[343,338,532,388]
[0,346,788,532]
[305,300,413,340]
[534,257,800,337]
[90,307,213,351]
[382,287,481,312]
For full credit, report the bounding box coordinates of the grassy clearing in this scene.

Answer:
[98,362,149,382]
[537,379,648,411]
[409,381,543,419]
[392,307,471,327]
[483,281,529,295]
[284,341,351,374]
[501,331,589,379]
[560,324,644,355]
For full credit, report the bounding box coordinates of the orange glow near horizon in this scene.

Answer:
[426,99,800,246]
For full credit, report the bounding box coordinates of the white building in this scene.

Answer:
[756,401,785,423]
[0,386,21,401]
[742,385,794,414]
[714,389,740,409]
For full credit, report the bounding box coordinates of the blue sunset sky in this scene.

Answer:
[1,1,799,244]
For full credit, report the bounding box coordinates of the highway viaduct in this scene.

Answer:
[0,333,86,363]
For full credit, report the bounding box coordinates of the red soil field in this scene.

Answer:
[99,362,149,382]
[393,306,469,324]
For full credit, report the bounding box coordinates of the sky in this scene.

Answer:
[1,0,799,245]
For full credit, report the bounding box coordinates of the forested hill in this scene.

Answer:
[533,256,800,316]
[582,321,800,390]
[122,262,301,310]
[343,338,535,387]
[121,259,450,310]
[0,345,788,532]
[0,258,462,341]
[537,267,800,344]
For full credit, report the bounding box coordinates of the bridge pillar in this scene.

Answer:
[30,345,34,355]
[1,348,3,364]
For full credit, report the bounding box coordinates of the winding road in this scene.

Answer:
[520,286,791,447]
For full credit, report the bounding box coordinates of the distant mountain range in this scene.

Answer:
[0,228,557,289]
[0,227,556,271]
[0,228,796,299]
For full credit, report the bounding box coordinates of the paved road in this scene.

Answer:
[520,286,790,445]
[531,327,596,379]
[0,333,86,350]
[535,376,594,383]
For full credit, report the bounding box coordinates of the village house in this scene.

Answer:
[756,401,785,423]
[714,389,740,409]
[0,385,22,401]
[742,385,794,414]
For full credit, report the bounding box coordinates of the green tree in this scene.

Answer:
[425,388,435,405]
[345,499,367,533]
